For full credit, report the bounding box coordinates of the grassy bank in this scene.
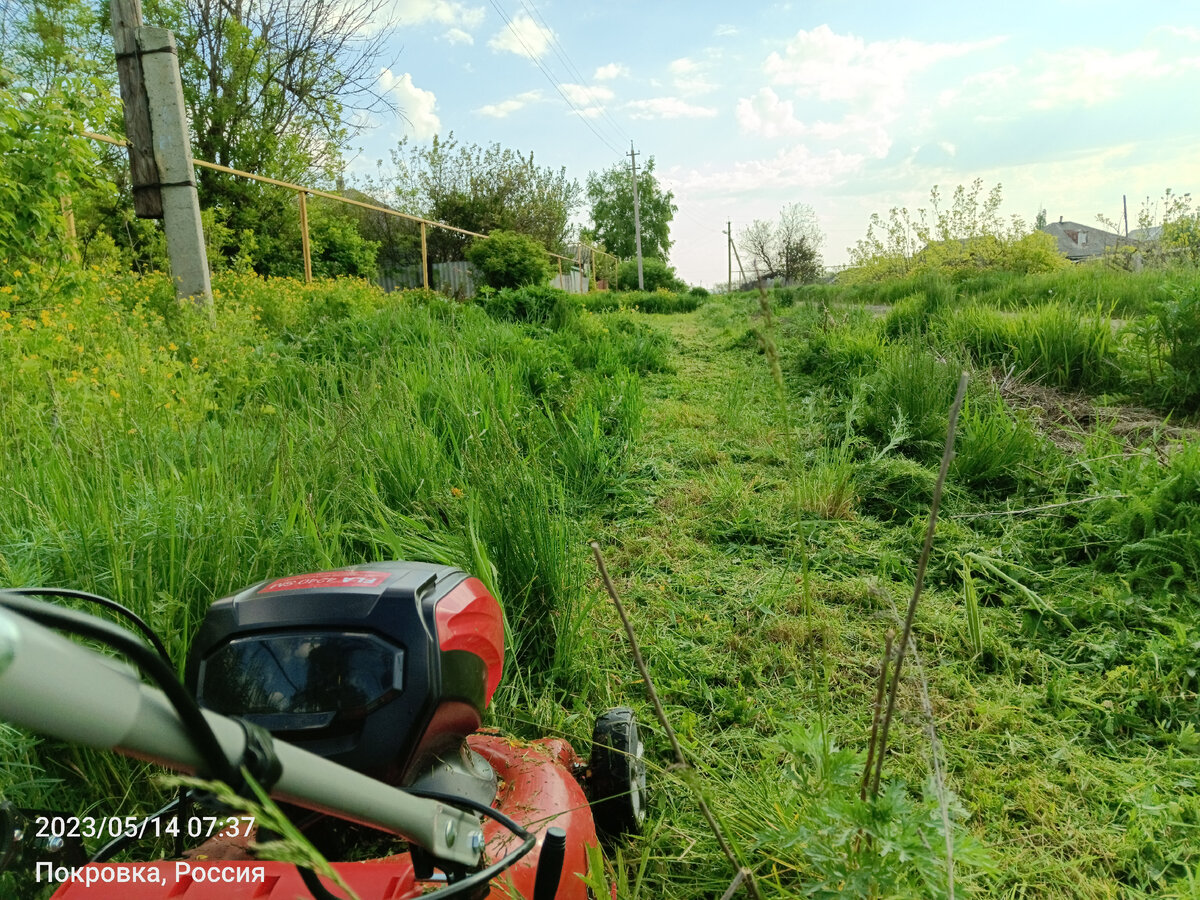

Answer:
[793,264,1200,318]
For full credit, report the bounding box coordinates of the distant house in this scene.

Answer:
[1039,218,1129,261]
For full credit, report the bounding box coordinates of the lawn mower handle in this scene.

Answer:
[0,603,483,868]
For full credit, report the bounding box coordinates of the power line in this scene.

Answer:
[487,0,624,156]
[515,0,630,148]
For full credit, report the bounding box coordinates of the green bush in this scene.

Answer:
[308,203,380,278]
[481,284,581,327]
[616,256,684,292]
[0,79,105,282]
[465,229,551,289]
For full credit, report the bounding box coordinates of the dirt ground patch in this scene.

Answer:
[989,367,1197,456]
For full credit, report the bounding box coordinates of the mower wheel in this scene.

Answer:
[588,707,646,838]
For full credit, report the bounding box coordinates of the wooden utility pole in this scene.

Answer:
[111,0,212,309]
[1123,194,1129,237]
[627,141,645,290]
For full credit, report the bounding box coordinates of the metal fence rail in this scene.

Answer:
[81,130,618,294]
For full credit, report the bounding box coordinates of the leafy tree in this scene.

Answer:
[1098,189,1200,266]
[0,0,143,274]
[0,74,103,287]
[152,0,398,273]
[585,156,677,261]
[739,202,824,284]
[465,230,551,290]
[165,0,396,180]
[384,133,581,265]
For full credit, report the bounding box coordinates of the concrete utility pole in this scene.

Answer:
[627,141,645,290]
[111,0,212,310]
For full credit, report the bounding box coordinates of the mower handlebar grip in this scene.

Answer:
[0,603,483,868]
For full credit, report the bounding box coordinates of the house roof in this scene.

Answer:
[1127,225,1163,241]
[1039,220,1129,259]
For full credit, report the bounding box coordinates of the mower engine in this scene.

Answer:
[185,561,504,791]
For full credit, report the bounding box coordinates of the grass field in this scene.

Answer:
[3,265,1199,897]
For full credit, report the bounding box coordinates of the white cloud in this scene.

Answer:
[386,0,485,28]
[735,87,804,138]
[625,97,719,120]
[736,88,892,157]
[937,46,1189,116]
[594,62,629,81]
[764,25,1004,112]
[1028,48,1171,109]
[669,143,866,196]
[560,83,614,107]
[379,69,440,139]
[476,89,543,118]
[488,12,555,60]
[714,24,738,38]
[1163,25,1200,41]
[442,27,473,45]
[668,56,718,95]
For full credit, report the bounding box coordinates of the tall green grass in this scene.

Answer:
[0,272,660,876]
[799,263,1200,320]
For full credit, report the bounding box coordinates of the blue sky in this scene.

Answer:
[350,1,1200,286]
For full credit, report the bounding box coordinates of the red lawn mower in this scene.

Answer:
[0,561,647,899]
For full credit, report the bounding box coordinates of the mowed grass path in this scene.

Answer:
[585,298,1192,899]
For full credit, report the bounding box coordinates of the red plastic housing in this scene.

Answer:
[434,577,504,708]
[49,735,601,900]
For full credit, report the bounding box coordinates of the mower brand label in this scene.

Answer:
[258,570,394,593]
